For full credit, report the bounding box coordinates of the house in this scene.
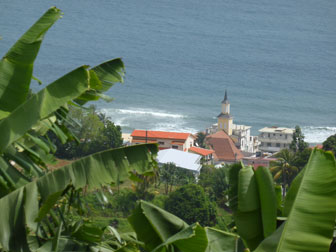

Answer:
[242,156,277,169]
[157,149,202,174]
[131,130,195,151]
[188,146,214,164]
[205,130,244,164]
[208,91,259,153]
[258,127,294,153]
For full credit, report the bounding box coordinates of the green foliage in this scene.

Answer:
[196,131,206,148]
[159,162,195,194]
[129,201,239,252]
[255,149,336,252]
[289,125,309,153]
[226,163,277,251]
[164,184,217,226]
[323,134,336,156]
[113,189,138,217]
[270,149,299,196]
[51,106,123,159]
[292,147,312,169]
[198,165,229,207]
[0,7,158,252]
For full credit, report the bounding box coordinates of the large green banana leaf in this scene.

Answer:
[254,149,336,252]
[228,163,277,250]
[128,201,239,252]
[0,58,124,154]
[254,166,277,237]
[0,7,61,113]
[282,166,305,217]
[235,165,263,250]
[0,144,158,251]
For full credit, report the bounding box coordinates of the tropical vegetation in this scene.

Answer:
[0,7,157,251]
[323,134,336,156]
[50,105,123,159]
[1,6,336,252]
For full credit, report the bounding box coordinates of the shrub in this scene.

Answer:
[164,184,217,226]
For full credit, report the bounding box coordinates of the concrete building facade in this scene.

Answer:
[258,127,294,153]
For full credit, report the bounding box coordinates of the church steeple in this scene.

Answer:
[222,90,228,104]
[221,90,230,114]
[217,90,233,135]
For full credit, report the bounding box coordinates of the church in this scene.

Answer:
[207,91,259,155]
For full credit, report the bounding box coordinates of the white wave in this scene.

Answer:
[113,108,185,118]
[302,126,336,143]
[152,123,198,134]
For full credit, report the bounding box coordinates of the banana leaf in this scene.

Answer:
[129,201,239,252]
[0,7,62,113]
[255,149,336,252]
[0,144,158,251]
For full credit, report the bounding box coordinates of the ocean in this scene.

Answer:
[1,0,335,143]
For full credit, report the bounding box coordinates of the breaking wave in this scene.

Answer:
[99,107,197,133]
[302,126,336,143]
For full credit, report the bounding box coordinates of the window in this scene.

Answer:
[172,145,178,149]
[260,142,263,146]
[280,134,282,137]
[268,133,271,137]
[158,141,164,145]
[276,143,280,147]
[285,135,288,139]
[267,143,272,147]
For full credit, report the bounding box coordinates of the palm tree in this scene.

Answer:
[270,149,298,197]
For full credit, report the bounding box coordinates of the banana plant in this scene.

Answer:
[254,149,336,252]
[128,200,240,252]
[0,7,158,251]
[126,149,336,252]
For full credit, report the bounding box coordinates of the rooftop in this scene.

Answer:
[206,130,244,161]
[259,127,294,134]
[157,149,202,172]
[189,146,214,156]
[131,130,194,140]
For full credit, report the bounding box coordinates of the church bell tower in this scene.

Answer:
[217,90,233,135]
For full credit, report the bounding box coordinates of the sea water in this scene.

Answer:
[1,0,335,143]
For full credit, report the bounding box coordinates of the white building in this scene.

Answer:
[157,149,202,174]
[258,127,294,153]
[207,91,259,154]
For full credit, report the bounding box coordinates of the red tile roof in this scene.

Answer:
[189,147,214,156]
[131,130,193,140]
[206,130,244,162]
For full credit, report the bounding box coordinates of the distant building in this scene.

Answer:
[205,130,244,164]
[188,146,214,164]
[131,130,195,151]
[258,127,294,153]
[242,156,277,169]
[157,149,202,174]
[207,91,259,154]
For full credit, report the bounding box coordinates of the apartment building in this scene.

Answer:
[258,127,294,153]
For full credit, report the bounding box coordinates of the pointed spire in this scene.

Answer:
[222,90,229,104]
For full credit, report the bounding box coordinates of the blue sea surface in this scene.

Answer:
[1,0,335,143]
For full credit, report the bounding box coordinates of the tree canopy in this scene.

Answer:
[164,184,217,226]
[323,134,336,156]
[50,105,123,159]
